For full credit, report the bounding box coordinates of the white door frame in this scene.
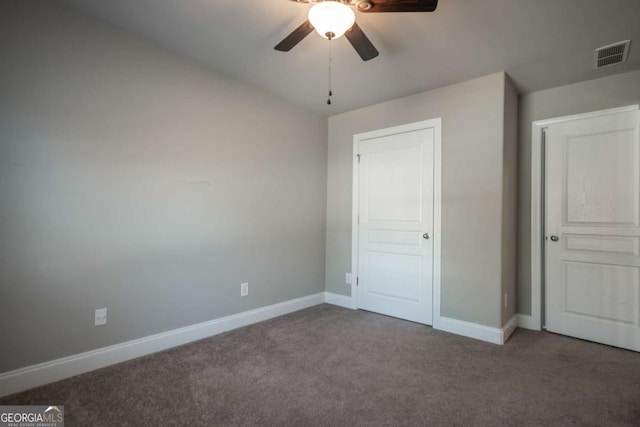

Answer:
[529,105,639,331]
[350,118,442,329]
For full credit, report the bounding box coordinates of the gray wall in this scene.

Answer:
[0,0,327,372]
[501,77,518,325]
[517,69,640,315]
[326,72,511,328]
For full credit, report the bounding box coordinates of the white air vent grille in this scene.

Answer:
[594,40,631,69]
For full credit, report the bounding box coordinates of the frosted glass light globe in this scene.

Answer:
[308,2,356,40]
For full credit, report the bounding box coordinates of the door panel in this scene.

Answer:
[563,261,638,324]
[563,234,640,256]
[368,144,423,222]
[357,128,434,325]
[546,109,640,351]
[563,129,639,226]
[366,251,421,301]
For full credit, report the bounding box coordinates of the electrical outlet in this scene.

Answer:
[95,308,107,327]
[241,282,249,297]
[504,293,508,308]
[345,273,352,284]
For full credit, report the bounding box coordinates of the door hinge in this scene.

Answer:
[357,215,359,224]
[356,276,359,285]
[356,154,361,163]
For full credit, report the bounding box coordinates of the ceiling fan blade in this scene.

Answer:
[345,22,379,61]
[358,0,438,13]
[274,20,314,52]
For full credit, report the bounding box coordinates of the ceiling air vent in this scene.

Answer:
[594,40,631,69]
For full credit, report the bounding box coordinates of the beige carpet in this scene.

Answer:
[2,304,639,426]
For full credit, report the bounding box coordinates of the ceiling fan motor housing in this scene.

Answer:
[355,1,373,10]
[294,0,370,7]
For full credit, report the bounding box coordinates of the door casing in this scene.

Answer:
[351,118,442,329]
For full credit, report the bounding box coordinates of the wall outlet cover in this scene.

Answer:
[345,273,352,284]
[241,282,249,297]
[95,308,107,327]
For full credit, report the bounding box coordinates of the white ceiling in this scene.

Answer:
[57,0,640,116]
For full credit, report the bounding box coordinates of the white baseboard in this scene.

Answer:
[516,314,540,331]
[437,316,515,345]
[324,292,354,309]
[502,315,518,343]
[0,292,325,398]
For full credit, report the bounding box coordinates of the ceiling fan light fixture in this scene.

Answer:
[308,1,355,40]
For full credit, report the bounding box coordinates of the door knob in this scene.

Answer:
[550,235,559,242]
[423,233,430,240]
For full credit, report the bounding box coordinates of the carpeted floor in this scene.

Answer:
[2,304,639,426]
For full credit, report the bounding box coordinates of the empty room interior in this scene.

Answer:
[2,0,640,425]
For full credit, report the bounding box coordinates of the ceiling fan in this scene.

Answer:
[274,0,439,61]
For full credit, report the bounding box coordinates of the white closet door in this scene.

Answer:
[546,109,640,351]
[357,128,434,325]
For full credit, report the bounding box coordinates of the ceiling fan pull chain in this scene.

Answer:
[327,35,333,105]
